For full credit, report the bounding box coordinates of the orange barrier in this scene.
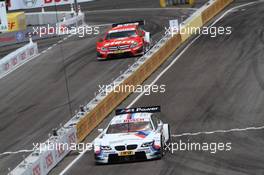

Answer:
[180,13,203,42]
[202,0,234,24]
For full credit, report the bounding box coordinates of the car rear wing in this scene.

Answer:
[115,106,161,115]
[112,20,145,28]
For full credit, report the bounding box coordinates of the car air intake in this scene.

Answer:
[127,144,138,150]
[115,145,126,151]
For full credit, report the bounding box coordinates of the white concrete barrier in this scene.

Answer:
[26,12,75,26]
[9,127,77,175]
[0,41,38,78]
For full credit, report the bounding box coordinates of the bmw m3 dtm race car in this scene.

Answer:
[96,20,151,60]
[93,106,170,164]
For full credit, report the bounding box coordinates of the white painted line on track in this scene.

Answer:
[0,150,33,157]
[59,2,260,174]
[172,125,264,137]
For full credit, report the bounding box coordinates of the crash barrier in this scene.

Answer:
[160,0,195,7]
[180,10,203,42]
[9,0,234,174]
[9,127,76,175]
[7,12,27,32]
[0,11,84,47]
[202,0,233,24]
[0,40,38,77]
[26,11,75,26]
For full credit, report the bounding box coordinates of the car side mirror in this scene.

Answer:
[98,128,104,133]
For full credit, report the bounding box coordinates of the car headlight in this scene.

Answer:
[101,47,107,51]
[100,145,112,150]
[130,42,138,48]
[141,141,154,147]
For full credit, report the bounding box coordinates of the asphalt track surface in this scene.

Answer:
[61,1,264,175]
[0,0,195,174]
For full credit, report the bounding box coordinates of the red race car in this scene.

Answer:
[96,20,151,60]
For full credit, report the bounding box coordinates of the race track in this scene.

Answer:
[0,0,195,174]
[60,1,264,175]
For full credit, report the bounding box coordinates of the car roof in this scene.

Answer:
[110,113,152,124]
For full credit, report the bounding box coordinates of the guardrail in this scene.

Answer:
[9,0,234,174]
[0,39,38,78]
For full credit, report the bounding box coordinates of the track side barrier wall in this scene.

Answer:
[0,41,38,78]
[180,11,203,42]
[202,0,234,24]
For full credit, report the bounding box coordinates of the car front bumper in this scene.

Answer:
[97,46,144,60]
[94,147,161,164]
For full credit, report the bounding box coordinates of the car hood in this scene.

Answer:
[99,131,153,146]
[101,37,140,47]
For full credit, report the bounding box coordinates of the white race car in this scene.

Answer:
[93,106,170,164]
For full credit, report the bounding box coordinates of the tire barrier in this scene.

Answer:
[9,0,234,174]
[0,40,38,78]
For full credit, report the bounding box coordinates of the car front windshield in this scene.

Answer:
[106,121,153,134]
[106,30,137,40]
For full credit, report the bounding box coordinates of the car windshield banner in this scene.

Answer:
[116,106,161,115]
[0,2,8,32]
